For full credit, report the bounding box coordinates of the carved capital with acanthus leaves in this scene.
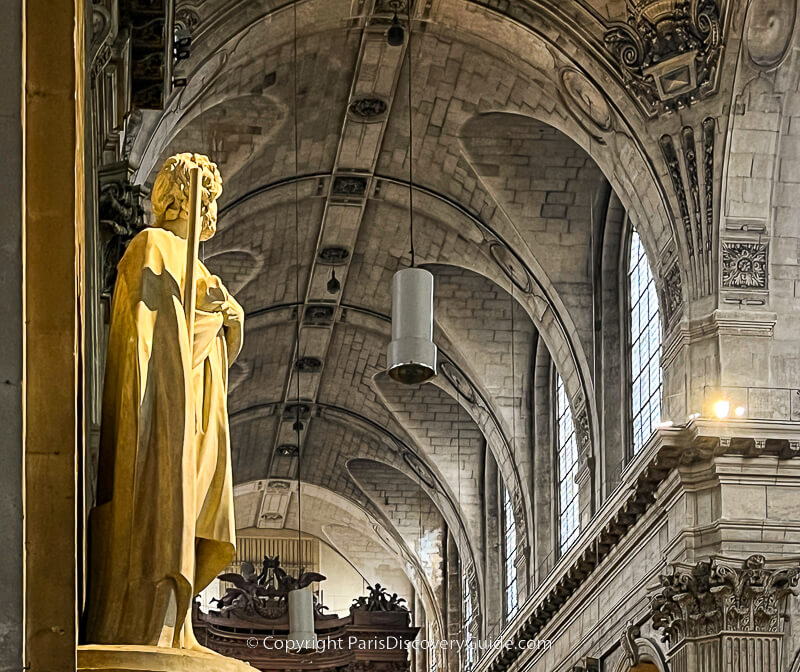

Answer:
[650,554,800,648]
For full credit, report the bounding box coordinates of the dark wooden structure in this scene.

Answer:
[193,559,419,672]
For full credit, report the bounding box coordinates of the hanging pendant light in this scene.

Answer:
[288,586,317,653]
[388,268,437,384]
[387,4,436,385]
[286,1,317,655]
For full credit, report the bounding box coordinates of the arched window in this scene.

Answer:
[628,230,662,454]
[502,485,518,618]
[555,373,579,552]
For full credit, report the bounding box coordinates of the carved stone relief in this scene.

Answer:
[487,240,533,294]
[349,97,389,121]
[721,242,768,289]
[97,162,146,300]
[439,360,476,404]
[651,554,800,647]
[702,117,715,260]
[661,123,716,297]
[604,0,725,116]
[745,0,797,69]
[175,4,201,32]
[332,175,369,197]
[681,127,702,243]
[403,450,436,489]
[374,0,408,14]
[661,261,683,323]
[660,134,694,259]
[558,67,613,143]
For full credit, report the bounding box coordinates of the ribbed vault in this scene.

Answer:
[130,0,688,653]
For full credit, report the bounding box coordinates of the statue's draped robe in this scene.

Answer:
[86,227,240,645]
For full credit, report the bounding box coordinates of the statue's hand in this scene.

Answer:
[196,275,227,312]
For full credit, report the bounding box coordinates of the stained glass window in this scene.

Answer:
[556,372,580,553]
[629,230,662,454]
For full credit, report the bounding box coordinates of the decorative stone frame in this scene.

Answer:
[614,620,670,672]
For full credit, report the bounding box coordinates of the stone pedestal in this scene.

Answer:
[77,645,253,672]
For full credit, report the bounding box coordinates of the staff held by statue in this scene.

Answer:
[184,166,203,351]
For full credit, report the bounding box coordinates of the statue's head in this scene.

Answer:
[151,153,223,241]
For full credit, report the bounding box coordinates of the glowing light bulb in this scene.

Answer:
[735,406,746,417]
[713,400,731,419]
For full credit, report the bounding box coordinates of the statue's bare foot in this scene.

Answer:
[182,622,225,657]
[185,641,224,657]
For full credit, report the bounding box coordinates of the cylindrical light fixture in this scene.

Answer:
[287,587,317,654]
[387,268,437,384]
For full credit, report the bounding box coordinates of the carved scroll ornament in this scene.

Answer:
[604,0,723,115]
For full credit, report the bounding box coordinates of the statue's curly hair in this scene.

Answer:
[151,153,223,240]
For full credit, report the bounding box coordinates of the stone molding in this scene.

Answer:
[662,309,777,369]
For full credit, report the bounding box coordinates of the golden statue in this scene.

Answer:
[85,153,243,651]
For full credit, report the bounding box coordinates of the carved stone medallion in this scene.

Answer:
[560,68,613,134]
[488,241,533,294]
[332,175,368,196]
[349,97,388,120]
[439,361,476,404]
[745,0,797,69]
[403,451,436,489]
[721,242,768,289]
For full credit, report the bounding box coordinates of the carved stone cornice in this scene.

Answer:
[650,555,800,648]
[662,309,777,369]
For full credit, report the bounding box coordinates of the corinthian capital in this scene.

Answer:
[650,554,800,648]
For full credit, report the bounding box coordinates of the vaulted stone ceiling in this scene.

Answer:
[127,0,732,627]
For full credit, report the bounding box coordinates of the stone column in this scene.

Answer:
[24,0,84,668]
[0,1,24,669]
[650,555,800,672]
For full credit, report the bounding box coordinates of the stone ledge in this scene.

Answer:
[662,309,777,368]
[78,645,254,672]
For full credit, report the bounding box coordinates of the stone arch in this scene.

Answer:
[338,293,537,575]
